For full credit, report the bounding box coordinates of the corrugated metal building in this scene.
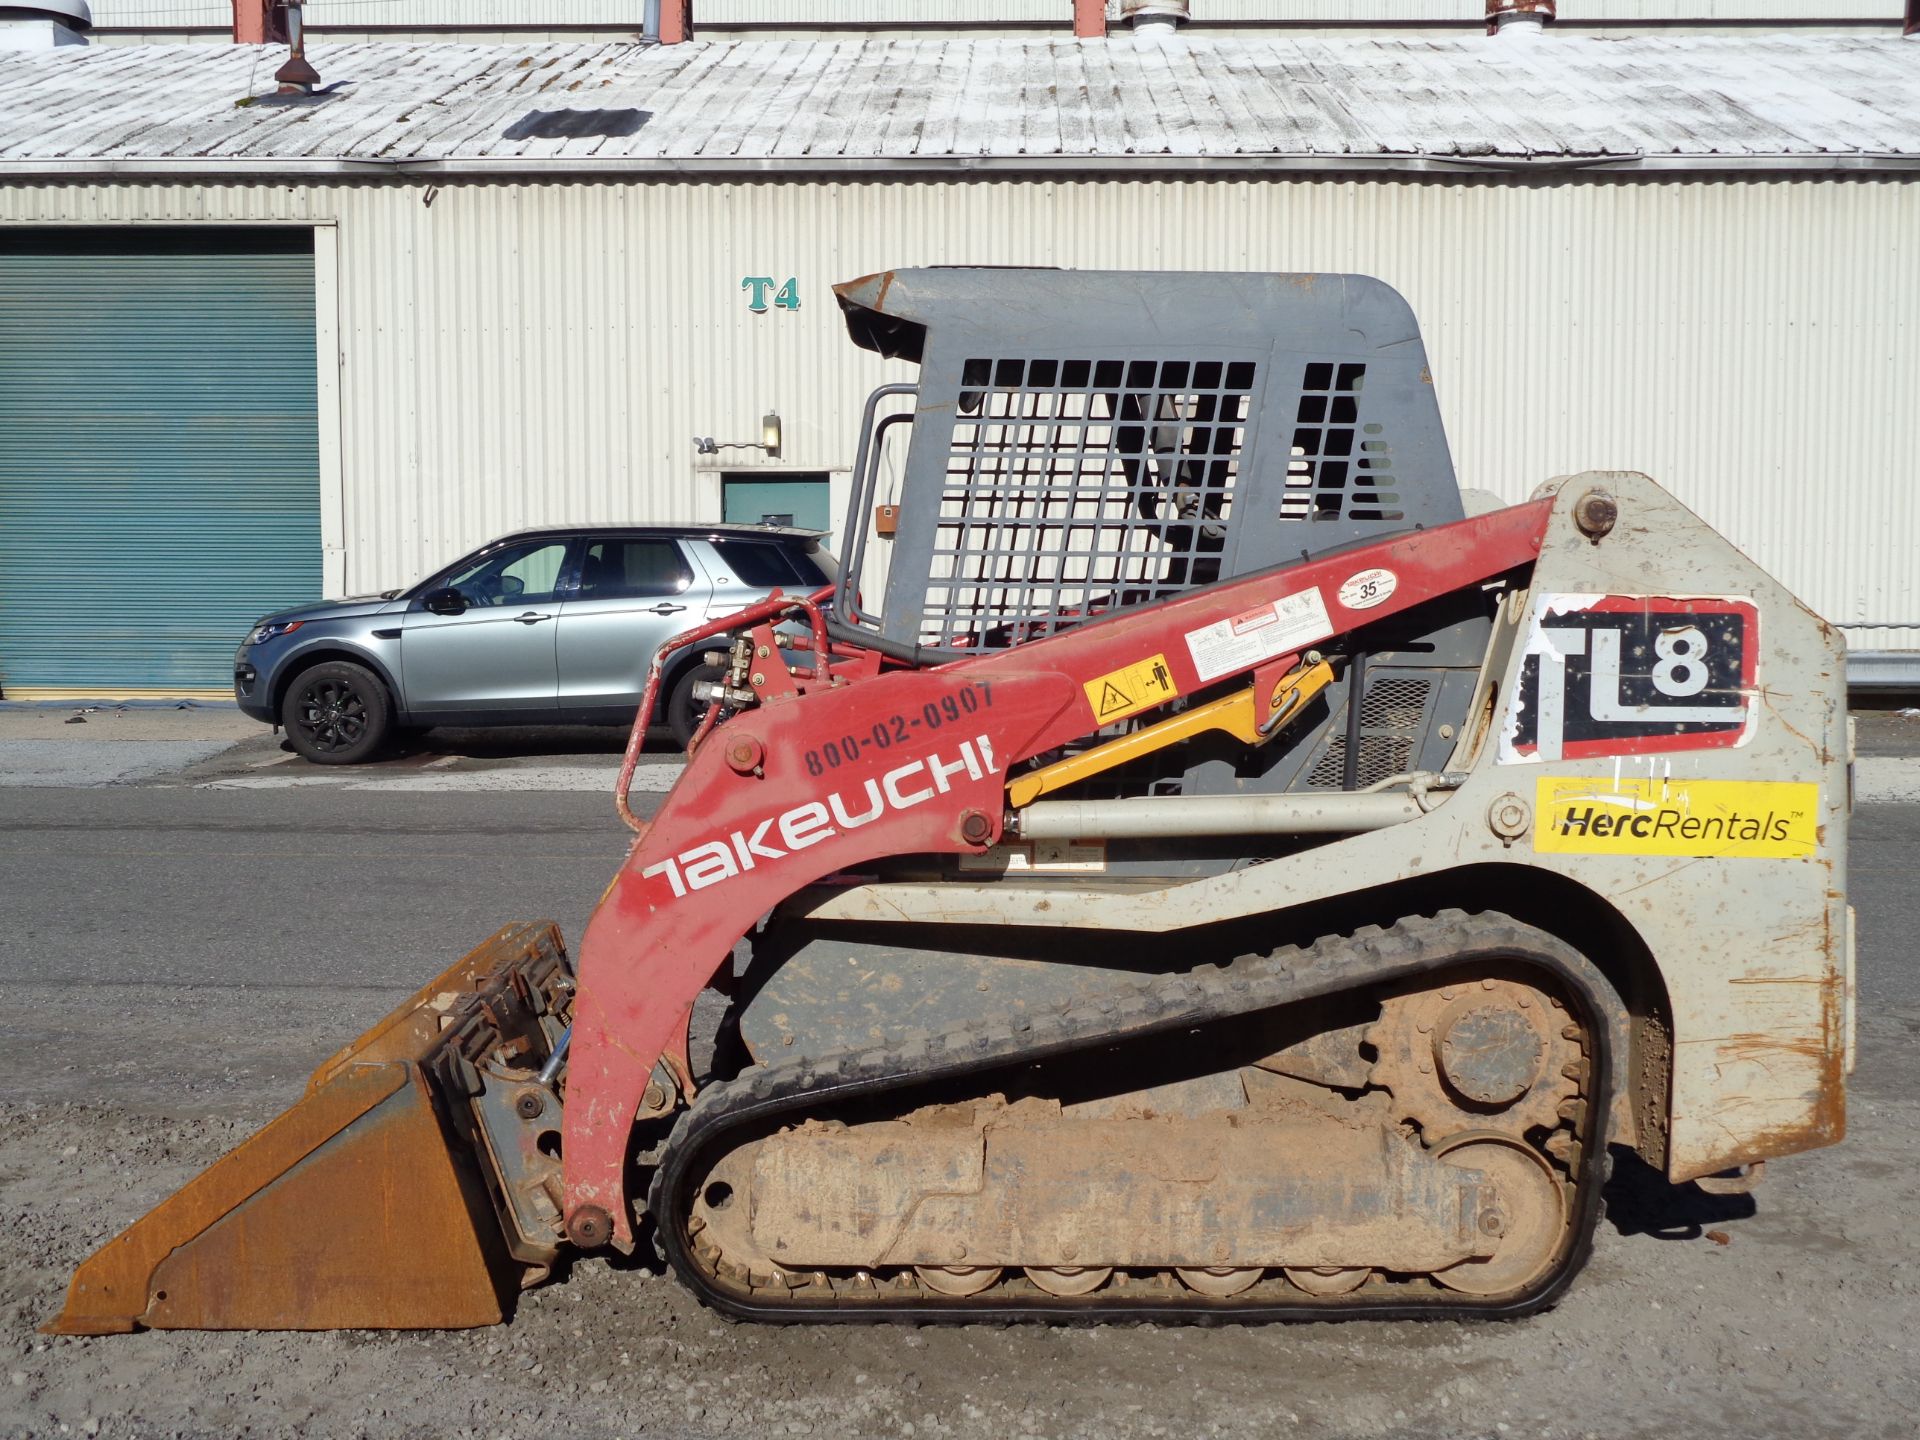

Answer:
[1,29,1917,692]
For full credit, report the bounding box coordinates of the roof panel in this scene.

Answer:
[1,33,1916,175]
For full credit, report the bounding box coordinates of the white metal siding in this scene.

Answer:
[2,177,1912,649]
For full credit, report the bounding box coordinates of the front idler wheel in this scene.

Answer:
[1430,1134,1568,1297]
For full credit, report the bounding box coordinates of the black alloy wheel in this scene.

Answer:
[280,660,393,764]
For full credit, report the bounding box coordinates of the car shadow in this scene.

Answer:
[1602,1144,1757,1239]
[265,723,687,764]
[398,725,672,760]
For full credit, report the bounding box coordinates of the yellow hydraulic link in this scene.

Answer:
[1007,657,1337,808]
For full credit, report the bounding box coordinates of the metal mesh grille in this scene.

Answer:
[1287,361,1403,523]
[1308,734,1416,789]
[1306,674,1434,789]
[1359,676,1432,729]
[920,356,1256,648]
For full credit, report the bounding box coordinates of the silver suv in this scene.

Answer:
[234,525,835,763]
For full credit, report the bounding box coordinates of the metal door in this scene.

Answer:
[400,537,572,713]
[555,537,711,708]
[0,228,320,695]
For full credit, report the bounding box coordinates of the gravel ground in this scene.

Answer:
[4,1022,1916,1440]
[2,735,1917,1440]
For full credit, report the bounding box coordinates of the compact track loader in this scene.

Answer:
[49,269,1852,1332]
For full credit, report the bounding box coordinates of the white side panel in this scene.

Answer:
[3,176,1913,645]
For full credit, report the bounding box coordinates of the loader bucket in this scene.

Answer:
[45,922,574,1335]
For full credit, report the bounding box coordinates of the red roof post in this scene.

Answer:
[658,0,691,43]
[1074,0,1105,39]
[232,0,271,43]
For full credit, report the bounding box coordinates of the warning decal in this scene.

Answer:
[1084,653,1179,724]
[1533,777,1818,858]
[1184,587,1333,683]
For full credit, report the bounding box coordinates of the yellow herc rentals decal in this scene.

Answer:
[1534,778,1819,858]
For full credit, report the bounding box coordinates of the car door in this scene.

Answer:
[400,536,572,714]
[554,536,714,710]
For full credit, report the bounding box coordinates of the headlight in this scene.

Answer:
[247,619,304,646]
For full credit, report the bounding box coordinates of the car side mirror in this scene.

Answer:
[423,586,468,616]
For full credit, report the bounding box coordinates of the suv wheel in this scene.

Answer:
[281,661,393,764]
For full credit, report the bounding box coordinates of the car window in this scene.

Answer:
[577,539,694,601]
[445,539,569,607]
[801,541,838,584]
[708,538,824,589]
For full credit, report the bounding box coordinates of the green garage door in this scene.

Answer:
[0,228,321,695]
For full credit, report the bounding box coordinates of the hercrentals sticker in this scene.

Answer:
[1533,777,1819,858]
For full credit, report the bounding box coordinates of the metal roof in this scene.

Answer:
[1,32,1917,178]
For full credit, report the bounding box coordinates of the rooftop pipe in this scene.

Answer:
[1487,1,1555,35]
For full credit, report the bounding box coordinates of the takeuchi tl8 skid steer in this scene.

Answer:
[50,269,1853,1334]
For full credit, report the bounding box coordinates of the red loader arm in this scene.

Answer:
[563,498,1554,1250]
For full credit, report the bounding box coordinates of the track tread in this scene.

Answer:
[647,909,1625,1325]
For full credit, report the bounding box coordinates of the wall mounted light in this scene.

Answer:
[693,410,782,459]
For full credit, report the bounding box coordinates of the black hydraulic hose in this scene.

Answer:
[825,616,965,667]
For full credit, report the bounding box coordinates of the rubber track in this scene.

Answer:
[648,909,1620,1324]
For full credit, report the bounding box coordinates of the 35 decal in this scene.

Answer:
[1499,595,1758,764]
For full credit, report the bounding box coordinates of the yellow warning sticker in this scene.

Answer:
[1084,653,1179,724]
[1533,777,1820,858]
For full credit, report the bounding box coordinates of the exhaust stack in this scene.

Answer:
[1123,0,1189,38]
[1487,1,1555,34]
[0,0,89,50]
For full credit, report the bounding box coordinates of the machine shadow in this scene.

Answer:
[1602,1145,1757,1239]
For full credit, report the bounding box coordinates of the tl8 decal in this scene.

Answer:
[1499,595,1759,763]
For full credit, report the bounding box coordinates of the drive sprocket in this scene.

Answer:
[1365,972,1583,1144]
